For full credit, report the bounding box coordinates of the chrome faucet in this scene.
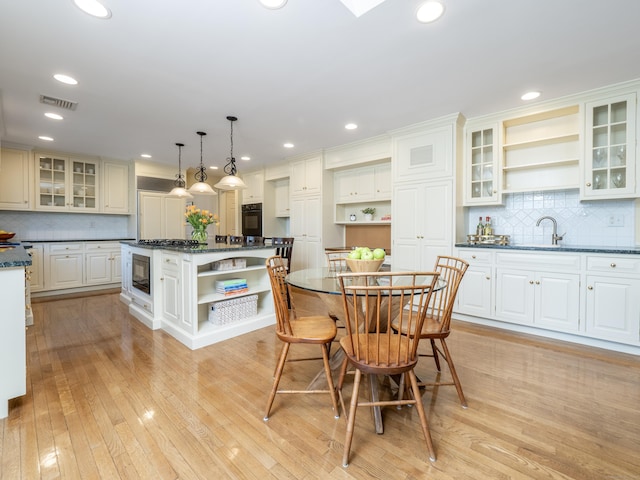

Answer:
[536,216,564,245]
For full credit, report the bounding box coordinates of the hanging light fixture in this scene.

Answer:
[169,142,193,198]
[214,116,247,190]
[188,131,217,195]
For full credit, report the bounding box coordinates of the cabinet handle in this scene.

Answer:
[160,277,164,281]
[485,276,490,280]
[535,281,540,285]
[588,285,593,290]
[586,182,592,187]
[472,255,476,259]
[529,280,534,285]
[610,263,616,268]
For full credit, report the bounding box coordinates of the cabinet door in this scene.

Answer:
[290,195,322,270]
[373,163,391,200]
[465,125,500,205]
[334,167,374,203]
[420,181,452,269]
[111,250,122,283]
[28,245,44,291]
[392,124,452,182]
[164,196,186,239]
[69,158,98,211]
[534,272,580,332]
[274,179,290,217]
[36,154,68,209]
[241,171,264,204]
[102,161,130,213]
[139,192,185,239]
[585,275,640,344]
[0,148,30,209]
[456,266,492,317]
[161,268,181,325]
[85,252,112,284]
[583,93,637,199]
[495,268,535,325]
[290,157,322,196]
[391,184,422,271]
[48,254,83,289]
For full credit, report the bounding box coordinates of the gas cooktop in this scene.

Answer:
[137,239,201,247]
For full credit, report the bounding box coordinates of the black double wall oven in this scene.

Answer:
[242,203,263,237]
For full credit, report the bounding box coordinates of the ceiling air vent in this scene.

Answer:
[39,94,78,111]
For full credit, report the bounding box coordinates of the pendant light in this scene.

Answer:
[169,142,193,198]
[188,131,217,195]
[214,116,247,190]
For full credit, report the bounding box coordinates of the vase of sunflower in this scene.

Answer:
[185,205,220,243]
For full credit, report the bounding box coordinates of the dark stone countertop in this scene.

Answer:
[455,243,640,255]
[120,241,276,254]
[0,245,32,268]
[23,238,135,243]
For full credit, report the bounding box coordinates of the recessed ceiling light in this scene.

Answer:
[45,112,64,120]
[259,0,287,9]
[140,154,152,158]
[240,156,251,161]
[53,73,78,85]
[345,123,358,130]
[39,136,54,141]
[283,143,294,148]
[521,91,541,101]
[416,1,444,23]
[73,0,112,18]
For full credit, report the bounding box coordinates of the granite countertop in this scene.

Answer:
[23,238,135,243]
[0,245,32,268]
[455,243,640,255]
[121,241,276,254]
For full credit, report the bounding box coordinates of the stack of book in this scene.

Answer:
[215,278,248,296]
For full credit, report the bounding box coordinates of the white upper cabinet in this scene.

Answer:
[464,123,500,205]
[102,161,130,213]
[582,92,637,199]
[241,170,264,204]
[0,148,31,210]
[334,166,375,203]
[35,154,99,212]
[290,155,322,196]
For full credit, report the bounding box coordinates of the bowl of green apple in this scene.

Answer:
[346,247,386,272]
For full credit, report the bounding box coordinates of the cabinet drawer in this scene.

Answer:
[85,242,120,252]
[456,249,493,265]
[586,256,640,275]
[496,252,580,271]
[48,243,83,253]
[162,253,180,268]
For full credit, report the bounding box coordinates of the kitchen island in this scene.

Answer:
[120,241,276,350]
[0,245,31,418]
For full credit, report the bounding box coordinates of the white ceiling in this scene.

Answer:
[1,0,640,171]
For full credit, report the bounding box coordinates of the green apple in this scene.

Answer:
[348,250,361,259]
[361,250,374,260]
[372,248,386,259]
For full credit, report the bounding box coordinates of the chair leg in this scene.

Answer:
[408,369,437,462]
[264,342,290,421]
[439,339,467,408]
[321,343,340,418]
[430,338,441,372]
[342,368,362,468]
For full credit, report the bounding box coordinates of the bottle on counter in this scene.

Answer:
[484,216,493,236]
[476,216,484,236]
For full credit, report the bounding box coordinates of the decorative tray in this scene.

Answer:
[466,234,510,245]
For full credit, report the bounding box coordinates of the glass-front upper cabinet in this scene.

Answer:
[583,93,637,199]
[36,154,98,211]
[464,123,500,205]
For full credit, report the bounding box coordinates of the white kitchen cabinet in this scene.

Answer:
[274,178,290,217]
[456,248,493,318]
[392,180,453,271]
[495,268,580,332]
[494,251,581,332]
[290,195,323,270]
[85,242,121,285]
[0,148,31,210]
[582,92,637,199]
[464,124,500,205]
[391,120,455,182]
[373,163,391,200]
[35,153,99,211]
[47,243,84,289]
[160,252,182,326]
[241,170,264,204]
[27,244,44,292]
[102,161,130,213]
[290,155,322,196]
[138,192,186,240]
[584,255,640,345]
[334,166,375,203]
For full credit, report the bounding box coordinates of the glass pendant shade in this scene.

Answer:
[188,131,217,195]
[213,115,247,191]
[169,142,194,198]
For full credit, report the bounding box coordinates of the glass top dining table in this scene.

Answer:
[285,267,445,296]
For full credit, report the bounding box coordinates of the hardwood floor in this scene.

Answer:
[2,290,639,479]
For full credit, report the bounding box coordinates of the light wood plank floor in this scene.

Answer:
[1,290,639,479]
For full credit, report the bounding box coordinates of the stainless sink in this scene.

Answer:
[514,244,561,249]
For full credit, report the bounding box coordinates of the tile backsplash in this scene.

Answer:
[0,211,131,241]
[466,190,636,247]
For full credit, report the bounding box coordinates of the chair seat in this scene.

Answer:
[339,334,418,375]
[390,314,450,338]
[279,316,337,344]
